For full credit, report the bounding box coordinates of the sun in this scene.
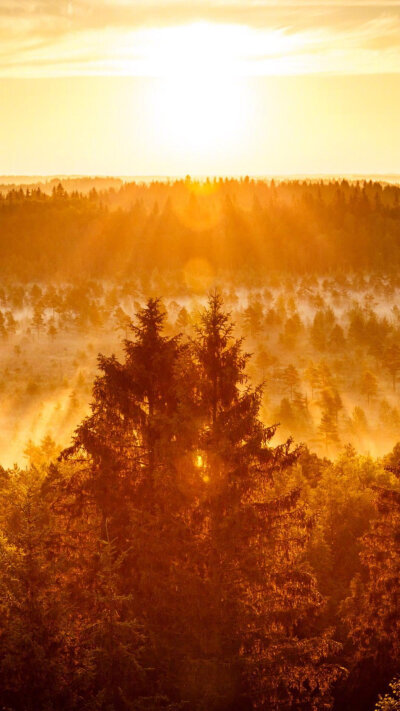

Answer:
[156,76,244,153]
[142,23,252,168]
[150,75,250,166]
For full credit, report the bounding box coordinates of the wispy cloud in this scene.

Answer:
[0,0,399,76]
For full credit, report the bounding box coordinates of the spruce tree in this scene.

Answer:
[60,298,200,707]
[62,298,194,538]
[343,451,400,709]
[0,467,71,711]
[189,292,341,710]
[59,294,342,710]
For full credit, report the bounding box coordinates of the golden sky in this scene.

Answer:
[0,1,399,175]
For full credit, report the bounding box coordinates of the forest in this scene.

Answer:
[1,178,400,280]
[0,179,399,711]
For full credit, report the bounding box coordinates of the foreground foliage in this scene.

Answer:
[0,295,399,710]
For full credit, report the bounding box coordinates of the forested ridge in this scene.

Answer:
[1,178,400,280]
[0,294,400,711]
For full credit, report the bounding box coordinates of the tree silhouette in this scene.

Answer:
[190,292,341,710]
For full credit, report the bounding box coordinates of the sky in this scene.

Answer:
[0,0,399,176]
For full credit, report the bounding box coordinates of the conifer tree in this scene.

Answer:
[360,370,378,404]
[0,467,71,711]
[60,298,201,707]
[189,292,341,710]
[343,451,400,709]
[78,535,147,711]
[62,298,193,538]
[56,293,343,711]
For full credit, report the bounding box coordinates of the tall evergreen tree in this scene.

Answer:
[57,294,342,711]
[60,299,201,707]
[0,467,71,711]
[188,292,341,710]
[342,449,400,710]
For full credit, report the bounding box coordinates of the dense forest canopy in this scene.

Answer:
[0,294,399,711]
[1,178,400,280]
[0,179,399,711]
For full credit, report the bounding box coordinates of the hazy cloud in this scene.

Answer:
[0,0,399,75]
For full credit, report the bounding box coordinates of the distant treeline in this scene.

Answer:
[0,176,123,196]
[1,178,399,280]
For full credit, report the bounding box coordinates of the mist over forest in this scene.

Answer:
[2,177,400,279]
[1,178,400,464]
[0,177,400,711]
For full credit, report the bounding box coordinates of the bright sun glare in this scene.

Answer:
[152,76,249,158]
[145,23,253,164]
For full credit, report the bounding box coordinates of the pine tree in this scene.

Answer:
[0,467,71,711]
[60,298,201,707]
[382,344,400,392]
[282,364,300,400]
[360,370,378,404]
[56,293,343,710]
[189,292,341,710]
[318,388,342,452]
[62,298,192,538]
[79,534,147,711]
[343,452,400,709]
